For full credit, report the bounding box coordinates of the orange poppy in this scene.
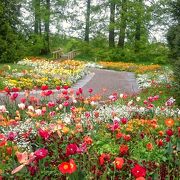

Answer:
[165,118,174,127]
[146,143,153,151]
[114,157,124,170]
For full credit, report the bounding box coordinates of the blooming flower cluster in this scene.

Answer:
[99,61,161,74]
[0,62,179,179]
[1,58,88,90]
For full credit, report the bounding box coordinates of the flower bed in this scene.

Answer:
[99,61,161,74]
[0,58,88,90]
[0,67,180,179]
[0,60,179,179]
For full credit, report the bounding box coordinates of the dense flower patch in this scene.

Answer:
[99,61,161,74]
[0,76,180,179]
[0,58,87,90]
[0,62,179,179]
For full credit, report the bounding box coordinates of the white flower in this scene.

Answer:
[128,100,133,106]
[120,94,124,98]
[35,109,42,116]
[28,105,34,112]
[59,104,63,109]
[136,97,141,102]
[18,103,26,110]
[0,105,7,113]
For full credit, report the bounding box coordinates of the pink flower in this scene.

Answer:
[7,132,17,141]
[34,148,48,160]
[88,88,93,93]
[48,101,56,108]
[66,143,78,156]
[10,93,18,100]
[77,142,87,153]
[38,128,50,140]
[63,101,69,107]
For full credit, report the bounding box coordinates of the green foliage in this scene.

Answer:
[76,42,168,64]
[167,0,180,106]
[0,0,24,63]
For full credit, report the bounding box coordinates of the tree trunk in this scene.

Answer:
[109,0,115,48]
[118,0,127,48]
[34,0,40,34]
[134,0,143,52]
[44,0,50,54]
[85,0,91,42]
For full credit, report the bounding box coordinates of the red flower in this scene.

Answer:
[10,93,18,100]
[166,129,173,136]
[119,144,129,155]
[116,132,123,139]
[88,88,93,93]
[156,139,164,147]
[83,136,93,145]
[121,117,128,124]
[146,143,153,151]
[66,144,78,156]
[63,85,69,90]
[41,85,48,91]
[131,164,146,178]
[56,86,61,90]
[34,148,48,160]
[123,134,131,141]
[58,159,77,174]
[114,157,124,170]
[99,153,110,166]
[12,87,19,92]
[0,133,7,147]
[38,128,50,140]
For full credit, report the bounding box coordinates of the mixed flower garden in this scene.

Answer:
[0,58,179,179]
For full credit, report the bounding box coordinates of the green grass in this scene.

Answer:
[0,63,32,72]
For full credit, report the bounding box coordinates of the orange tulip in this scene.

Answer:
[165,118,174,127]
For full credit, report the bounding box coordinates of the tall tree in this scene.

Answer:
[85,0,91,42]
[0,0,24,63]
[109,0,115,47]
[134,0,143,52]
[44,0,50,53]
[118,0,127,48]
[33,0,41,34]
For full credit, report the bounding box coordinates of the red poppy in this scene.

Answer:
[58,159,77,174]
[41,85,49,91]
[166,129,173,136]
[34,148,48,160]
[99,153,110,166]
[146,143,153,151]
[114,157,124,170]
[0,133,7,147]
[156,139,164,147]
[131,164,146,178]
[66,144,78,156]
[119,144,129,155]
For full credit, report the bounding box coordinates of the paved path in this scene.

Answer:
[0,68,140,103]
[78,68,140,98]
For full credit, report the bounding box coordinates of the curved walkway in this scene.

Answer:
[76,68,140,98]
